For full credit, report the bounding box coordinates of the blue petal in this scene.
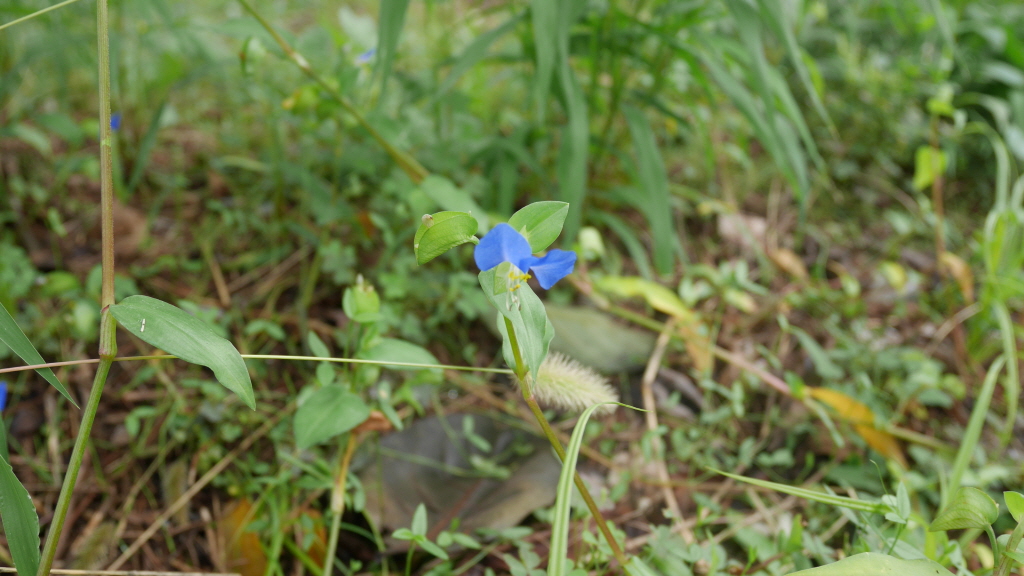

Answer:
[524,249,577,289]
[0,381,7,412]
[474,223,533,271]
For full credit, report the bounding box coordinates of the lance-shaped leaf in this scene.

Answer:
[0,425,40,576]
[930,487,999,531]
[293,385,370,449]
[414,211,479,265]
[0,302,76,406]
[110,296,255,409]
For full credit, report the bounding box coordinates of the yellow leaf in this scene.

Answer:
[807,388,907,468]
[769,248,809,280]
[595,276,713,371]
[218,498,268,576]
[939,252,975,304]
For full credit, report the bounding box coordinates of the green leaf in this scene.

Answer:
[342,277,381,324]
[507,201,569,253]
[1006,492,1024,522]
[414,211,479,265]
[360,338,440,372]
[913,145,948,191]
[788,553,953,576]
[109,295,255,409]
[293,385,370,449]
[710,469,888,515]
[373,0,410,97]
[480,267,554,376]
[624,557,659,576]
[550,402,628,576]
[417,538,449,561]
[307,331,331,358]
[0,301,76,407]
[411,503,428,537]
[930,487,999,531]
[0,425,40,576]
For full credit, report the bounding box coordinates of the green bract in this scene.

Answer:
[413,211,479,265]
[506,201,569,253]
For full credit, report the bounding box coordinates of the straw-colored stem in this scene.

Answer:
[322,433,360,576]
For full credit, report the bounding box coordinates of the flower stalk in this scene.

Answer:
[503,318,628,567]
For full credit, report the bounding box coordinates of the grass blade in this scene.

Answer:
[623,105,675,276]
[948,355,1005,504]
[0,302,76,407]
[529,0,558,122]
[556,58,589,242]
[710,469,888,515]
[549,402,625,576]
[0,0,83,32]
[435,12,524,98]
[374,0,410,98]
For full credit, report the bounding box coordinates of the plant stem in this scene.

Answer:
[36,357,112,576]
[502,318,629,567]
[235,0,429,184]
[323,433,360,576]
[38,0,117,572]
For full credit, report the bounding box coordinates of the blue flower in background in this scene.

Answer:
[355,48,375,65]
[110,112,121,131]
[0,381,7,412]
[474,223,576,290]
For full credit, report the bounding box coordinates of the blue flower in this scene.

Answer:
[474,223,576,290]
[355,48,376,65]
[110,112,122,131]
[0,381,7,412]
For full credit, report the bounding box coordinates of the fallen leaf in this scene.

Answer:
[939,252,975,304]
[769,248,809,280]
[807,387,907,468]
[218,498,268,576]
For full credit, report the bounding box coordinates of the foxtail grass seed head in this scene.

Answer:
[526,353,618,414]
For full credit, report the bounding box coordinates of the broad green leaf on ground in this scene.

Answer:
[0,425,40,576]
[807,387,907,468]
[294,384,370,449]
[418,176,488,231]
[109,295,255,409]
[360,337,440,373]
[507,201,569,253]
[546,305,655,372]
[480,266,554,376]
[711,469,888,514]
[0,301,76,406]
[414,211,479,265]
[788,553,953,576]
[930,487,999,531]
